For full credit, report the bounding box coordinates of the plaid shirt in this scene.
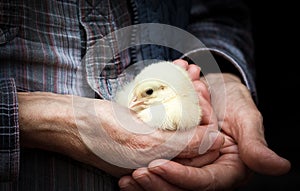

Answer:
[0,0,256,190]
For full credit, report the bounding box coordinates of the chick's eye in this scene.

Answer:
[145,89,153,95]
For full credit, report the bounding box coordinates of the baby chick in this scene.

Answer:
[114,61,202,131]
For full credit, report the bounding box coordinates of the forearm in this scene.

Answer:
[18,92,78,154]
[18,92,131,177]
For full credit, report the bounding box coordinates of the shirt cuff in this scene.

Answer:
[0,78,20,182]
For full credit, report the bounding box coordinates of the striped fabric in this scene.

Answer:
[0,0,256,190]
[0,0,131,99]
[0,0,130,190]
[0,79,19,182]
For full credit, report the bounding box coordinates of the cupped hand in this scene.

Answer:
[118,59,291,190]
[81,60,223,173]
[119,134,249,191]
[117,60,238,191]
[83,97,221,171]
[175,59,290,175]
[204,73,291,175]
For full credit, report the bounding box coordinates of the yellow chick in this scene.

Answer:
[114,61,202,131]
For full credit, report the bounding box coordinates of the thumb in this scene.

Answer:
[238,122,291,175]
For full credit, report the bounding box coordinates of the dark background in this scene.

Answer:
[238,1,299,190]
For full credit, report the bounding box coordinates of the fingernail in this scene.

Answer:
[133,168,151,184]
[133,168,149,179]
[148,160,166,175]
[198,130,220,154]
[148,159,168,168]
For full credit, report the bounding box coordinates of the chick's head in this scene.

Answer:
[129,80,176,113]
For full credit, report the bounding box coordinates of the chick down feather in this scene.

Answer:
[114,61,202,131]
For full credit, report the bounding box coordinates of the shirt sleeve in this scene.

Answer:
[184,0,257,103]
[0,78,20,182]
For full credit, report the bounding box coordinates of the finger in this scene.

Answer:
[244,143,291,175]
[238,121,291,175]
[192,78,215,126]
[132,168,185,191]
[173,59,189,70]
[228,106,291,175]
[148,157,248,191]
[173,150,220,167]
[197,94,216,126]
[187,64,201,80]
[193,80,211,103]
[119,176,145,191]
[177,127,224,158]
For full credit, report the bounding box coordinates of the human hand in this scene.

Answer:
[203,73,291,175]
[118,60,248,191]
[77,58,223,175]
[118,60,291,190]
[119,134,247,191]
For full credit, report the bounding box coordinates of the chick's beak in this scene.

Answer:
[128,96,144,110]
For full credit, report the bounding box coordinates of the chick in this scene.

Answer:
[114,61,202,131]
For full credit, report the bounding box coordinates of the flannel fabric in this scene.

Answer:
[0,79,19,182]
[0,0,256,190]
